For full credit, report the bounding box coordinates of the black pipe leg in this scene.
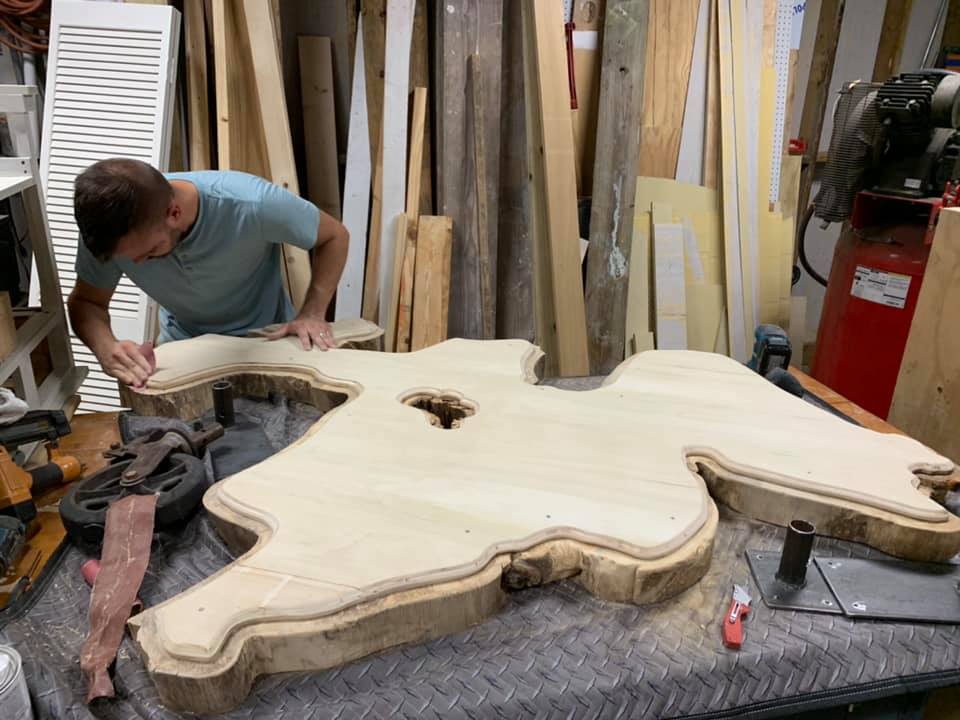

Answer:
[776,520,816,587]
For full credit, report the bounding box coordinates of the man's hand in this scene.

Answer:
[97,340,155,387]
[264,316,336,351]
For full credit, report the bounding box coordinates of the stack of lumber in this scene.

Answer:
[578,0,805,372]
[132,0,835,378]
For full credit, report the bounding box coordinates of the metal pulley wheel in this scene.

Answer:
[59,452,207,546]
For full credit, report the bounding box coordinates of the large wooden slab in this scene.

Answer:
[127,332,959,712]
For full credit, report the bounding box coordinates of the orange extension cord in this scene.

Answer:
[0,0,49,54]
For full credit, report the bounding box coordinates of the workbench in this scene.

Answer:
[1,370,958,719]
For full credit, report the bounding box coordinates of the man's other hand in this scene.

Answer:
[264,316,336,351]
[98,340,155,387]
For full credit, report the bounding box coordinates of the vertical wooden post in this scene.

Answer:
[872,0,913,82]
[795,0,845,221]
[584,0,650,374]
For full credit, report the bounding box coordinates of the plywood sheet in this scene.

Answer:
[636,0,700,178]
[889,207,960,463]
[129,330,959,712]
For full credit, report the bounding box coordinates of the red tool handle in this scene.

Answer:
[722,600,750,649]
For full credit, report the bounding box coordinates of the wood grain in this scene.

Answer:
[410,0,433,215]
[127,335,959,712]
[411,216,453,350]
[183,0,211,170]
[873,0,913,82]
[523,0,590,377]
[396,87,428,353]
[496,0,535,342]
[0,291,13,361]
[703,0,719,189]
[468,55,494,340]
[889,208,960,463]
[584,0,649,374]
[716,0,748,361]
[361,0,386,165]
[362,132,385,322]
[376,0,415,329]
[338,18,372,321]
[636,0,700,179]
[436,0,503,340]
[299,36,341,220]
[795,0,845,221]
[384,214,409,351]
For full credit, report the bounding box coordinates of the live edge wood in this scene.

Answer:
[125,331,958,713]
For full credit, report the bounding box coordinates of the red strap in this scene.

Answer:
[80,494,157,702]
[722,599,750,650]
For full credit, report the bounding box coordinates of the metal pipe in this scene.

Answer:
[212,380,235,428]
[775,519,816,587]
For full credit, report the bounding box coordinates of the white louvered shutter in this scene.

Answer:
[38,0,180,412]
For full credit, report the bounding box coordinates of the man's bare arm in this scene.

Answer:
[68,280,153,385]
[266,212,349,350]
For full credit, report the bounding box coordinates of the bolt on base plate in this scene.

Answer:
[745,549,843,614]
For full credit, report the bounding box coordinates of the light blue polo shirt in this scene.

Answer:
[75,170,320,342]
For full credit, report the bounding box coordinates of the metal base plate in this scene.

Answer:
[815,557,960,623]
[746,549,843,614]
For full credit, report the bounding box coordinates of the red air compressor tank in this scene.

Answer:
[811,192,936,418]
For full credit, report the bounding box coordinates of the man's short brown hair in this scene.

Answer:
[74,158,173,261]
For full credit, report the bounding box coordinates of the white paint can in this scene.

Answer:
[0,644,32,720]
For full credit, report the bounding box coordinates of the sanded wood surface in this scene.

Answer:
[889,207,960,463]
[127,331,959,711]
[584,0,649,374]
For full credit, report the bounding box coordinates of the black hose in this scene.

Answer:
[797,204,829,287]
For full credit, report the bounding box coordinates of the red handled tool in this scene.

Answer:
[722,584,752,649]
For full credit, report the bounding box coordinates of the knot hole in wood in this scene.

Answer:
[400,389,477,429]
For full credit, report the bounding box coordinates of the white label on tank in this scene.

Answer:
[904,178,922,189]
[850,265,911,309]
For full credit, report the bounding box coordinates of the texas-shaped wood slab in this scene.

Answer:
[123,324,960,713]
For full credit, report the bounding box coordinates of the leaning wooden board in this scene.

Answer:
[126,327,959,713]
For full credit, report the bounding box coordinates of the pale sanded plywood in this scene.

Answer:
[126,329,959,711]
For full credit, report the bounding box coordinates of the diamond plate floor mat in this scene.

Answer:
[2,389,959,719]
